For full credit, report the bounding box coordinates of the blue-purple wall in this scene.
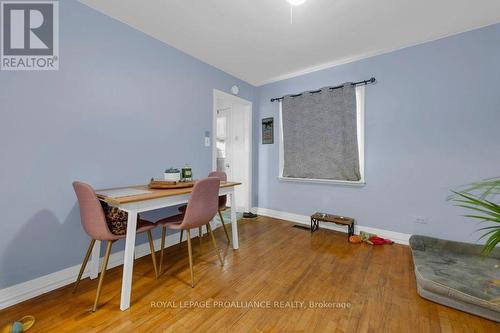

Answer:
[254,23,500,242]
[0,0,255,289]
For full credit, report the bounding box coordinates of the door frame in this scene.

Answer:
[212,89,253,212]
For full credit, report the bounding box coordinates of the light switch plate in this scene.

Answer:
[414,216,429,225]
[204,137,210,147]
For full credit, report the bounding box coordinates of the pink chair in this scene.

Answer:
[157,177,223,287]
[178,171,230,244]
[72,181,159,312]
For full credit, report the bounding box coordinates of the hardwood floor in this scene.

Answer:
[1,216,498,332]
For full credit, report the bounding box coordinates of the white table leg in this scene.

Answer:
[229,188,239,249]
[120,209,138,311]
[89,240,101,279]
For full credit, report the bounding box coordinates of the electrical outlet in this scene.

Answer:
[414,216,429,225]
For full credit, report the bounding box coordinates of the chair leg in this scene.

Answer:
[73,239,96,293]
[147,230,159,279]
[218,210,231,244]
[186,229,195,288]
[92,240,113,312]
[198,226,202,246]
[159,226,166,274]
[207,223,224,266]
[179,229,184,245]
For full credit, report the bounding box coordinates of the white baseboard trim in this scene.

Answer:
[254,207,411,246]
[0,222,223,310]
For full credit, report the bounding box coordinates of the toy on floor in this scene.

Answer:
[1,316,35,333]
[359,231,394,245]
[349,235,362,243]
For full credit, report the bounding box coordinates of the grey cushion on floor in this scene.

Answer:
[409,235,500,322]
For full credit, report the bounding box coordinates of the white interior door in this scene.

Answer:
[228,106,248,212]
[214,92,251,213]
[216,108,231,176]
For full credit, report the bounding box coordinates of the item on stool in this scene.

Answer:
[310,212,355,241]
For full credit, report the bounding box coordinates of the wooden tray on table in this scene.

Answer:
[148,178,195,189]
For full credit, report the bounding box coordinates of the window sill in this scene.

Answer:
[278,176,366,187]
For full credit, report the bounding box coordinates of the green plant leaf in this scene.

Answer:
[452,191,500,212]
[453,200,499,214]
[482,232,500,255]
[455,205,500,219]
[463,215,500,223]
[478,228,500,240]
[450,186,500,255]
[449,177,500,201]
[477,225,500,232]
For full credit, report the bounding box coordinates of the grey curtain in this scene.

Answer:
[282,83,360,181]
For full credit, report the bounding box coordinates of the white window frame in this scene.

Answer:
[278,85,365,186]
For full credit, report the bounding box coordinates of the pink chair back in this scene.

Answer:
[72,181,116,241]
[208,171,227,209]
[180,177,220,229]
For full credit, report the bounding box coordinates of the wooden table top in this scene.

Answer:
[96,181,241,205]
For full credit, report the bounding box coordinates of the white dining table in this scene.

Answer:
[94,181,241,311]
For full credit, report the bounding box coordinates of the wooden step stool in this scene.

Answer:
[310,212,355,240]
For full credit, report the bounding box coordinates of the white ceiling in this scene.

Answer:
[80,0,500,86]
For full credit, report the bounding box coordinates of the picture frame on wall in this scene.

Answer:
[262,117,274,144]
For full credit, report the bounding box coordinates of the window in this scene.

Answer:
[279,85,365,185]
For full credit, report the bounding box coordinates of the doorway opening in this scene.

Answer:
[212,89,252,213]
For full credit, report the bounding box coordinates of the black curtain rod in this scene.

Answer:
[270,77,376,102]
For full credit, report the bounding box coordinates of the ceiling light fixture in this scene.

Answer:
[287,0,306,6]
[286,0,307,24]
